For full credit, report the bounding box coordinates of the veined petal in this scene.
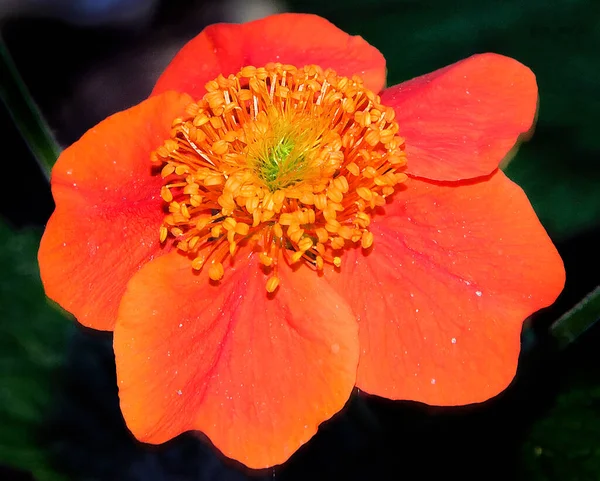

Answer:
[329,172,564,405]
[381,54,538,181]
[114,250,359,469]
[38,91,193,330]
[152,13,386,99]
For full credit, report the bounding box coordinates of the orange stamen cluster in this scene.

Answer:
[151,63,408,291]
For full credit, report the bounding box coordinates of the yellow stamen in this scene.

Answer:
[153,63,408,291]
[266,276,280,293]
[208,262,224,281]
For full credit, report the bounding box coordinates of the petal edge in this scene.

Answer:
[382,53,538,181]
[115,250,359,468]
[38,91,192,330]
[152,13,386,99]
[328,172,564,405]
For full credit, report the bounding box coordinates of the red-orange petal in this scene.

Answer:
[381,54,538,181]
[38,91,193,331]
[329,172,564,405]
[152,13,386,99]
[114,250,359,469]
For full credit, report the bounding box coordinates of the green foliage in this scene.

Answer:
[550,287,600,350]
[505,135,600,242]
[0,222,69,481]
[0,41,61,178]
[521,381,600,481]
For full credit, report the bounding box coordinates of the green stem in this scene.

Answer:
[0,37,61,180]
[550,285,600,350]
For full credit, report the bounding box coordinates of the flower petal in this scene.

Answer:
[329,172,564,405]
[381,54,538,181]
[152,13,386,99]
[38,91,193,331]
[114,250,359,469]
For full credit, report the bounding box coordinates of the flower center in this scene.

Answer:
[152,63,408,292]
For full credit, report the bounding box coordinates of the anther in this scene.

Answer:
[266,276,280,293]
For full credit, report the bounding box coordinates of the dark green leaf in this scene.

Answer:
[0,221,70,481]
[0,40,61,178]
[521,384,600,481]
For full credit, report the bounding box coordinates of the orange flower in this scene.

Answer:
[38,13,564,469]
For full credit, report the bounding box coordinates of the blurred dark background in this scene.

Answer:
[1,0,599,480]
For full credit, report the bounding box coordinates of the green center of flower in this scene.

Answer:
[260,137,297,189]
[249,115,310,191]
[151,63,408,292]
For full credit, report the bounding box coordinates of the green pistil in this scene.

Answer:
[256,136,308,191]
